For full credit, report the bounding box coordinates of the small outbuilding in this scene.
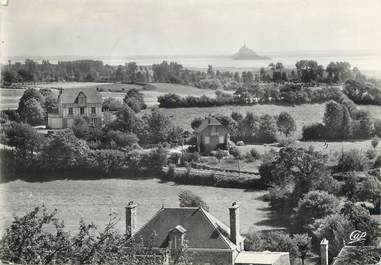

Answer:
[195,116,229,154]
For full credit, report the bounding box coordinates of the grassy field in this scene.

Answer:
[0,178,275,235]
[142,104,326,134]
[0,82,219,109]
[358,105,381,120]
[237,139,380,166]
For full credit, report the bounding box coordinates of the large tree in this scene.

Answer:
[178,190,209,211]
[276,112,296,136]
[3,122,46,163]
[18,88,45,125]
[323,100,353,139]
[292,191,340,233]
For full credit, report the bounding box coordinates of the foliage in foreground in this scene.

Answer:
[0,205,190,265]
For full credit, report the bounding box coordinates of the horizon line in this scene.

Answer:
[3,48,381,61]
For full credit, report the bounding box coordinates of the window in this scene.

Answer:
[80,107,85,115]
[78,95,86,105]
[91,118,97,125]
[91,107,96,114]
[68,107,73,115]
[204,136,210,144]
[219,135,224,144]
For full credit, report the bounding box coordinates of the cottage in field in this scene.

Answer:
[126,202,290,265]
[195,116,229,154]
[48,87,103,129]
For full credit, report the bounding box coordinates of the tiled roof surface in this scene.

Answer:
[59,87,102,104]
[195,117,226,133]
[131,207,236,250]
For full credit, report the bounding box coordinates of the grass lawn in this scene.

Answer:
[237,139,380,165]
[143,104,326,134]
[358,105,381,120]
[200,156,261,173]
[0,178,277,235]
[0,82,220,109]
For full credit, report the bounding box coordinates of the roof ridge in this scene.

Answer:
[198,208,236,250]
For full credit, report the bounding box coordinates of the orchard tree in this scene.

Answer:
[109,105,142,134]
[22,98,45,125]
[106,130,139,149]
[3,121,46,162]
[311,214,353,259]
[292,190,340,232]
[190,117,203,130]
[123,88,146,113]
[178,190,209,211]
[323,101,352,139]
[336,149,368,172]
[18,88,44,123]
[40,129,90,169]
[293,234,311,265]
[102,97,123,111]
[340,202,381,245]
[358,175,381,214]
[71,117,90,139]
[276,112,296,136]
[258,114,277,143]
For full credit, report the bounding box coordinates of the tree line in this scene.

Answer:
[2,59,368,90]
[158,83,344,108]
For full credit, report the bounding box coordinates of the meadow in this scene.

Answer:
[0,178,274,234]
[142,104,326,134]
[0,82,219,109]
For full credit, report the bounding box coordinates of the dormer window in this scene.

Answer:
[77,93,87,106]
[168,225,186,249]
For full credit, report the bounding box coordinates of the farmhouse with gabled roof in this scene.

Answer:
[195,116,229,154]
[48,87,103,129]
[126,202,290,265]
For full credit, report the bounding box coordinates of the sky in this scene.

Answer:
[1,0,381,58]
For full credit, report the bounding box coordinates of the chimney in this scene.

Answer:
[320,238,329,265]
[126,201,137,238]
[229,202,240,246]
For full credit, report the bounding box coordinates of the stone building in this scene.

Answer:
[48,87,103,129]
[126,202,290,265]
[195,117,229,154]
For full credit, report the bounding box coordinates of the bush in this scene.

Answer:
[302,123,326,140]
[178,190,210,211]
[182,151,200,163]
[366,149,377,160]
[87,149,127,174]
[275,132,296,147]
[336,150,369,172]
[249,148,261,160]
[291,190,340,233]
[168,152,181,164]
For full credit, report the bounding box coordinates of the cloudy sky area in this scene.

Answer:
[1,0,381,57]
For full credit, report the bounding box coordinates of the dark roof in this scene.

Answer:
[59,87,102,104]
[131,207,237,250]
[195,117,227,133]
[333,246,381,265]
